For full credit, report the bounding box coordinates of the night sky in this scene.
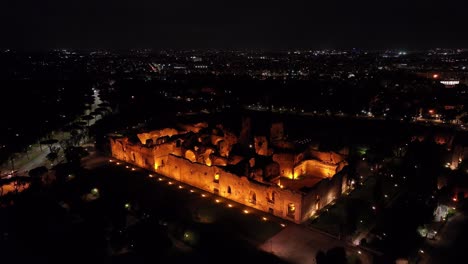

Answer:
[1,0,467,49]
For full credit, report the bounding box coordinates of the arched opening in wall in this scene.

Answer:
[227,186,232,194]
[268,191,276,204]
[132,153,136,162]
[287,203,296,219]
[249,191,257,205]
[214,172,220,183]
[176,140,181,147]
[214,188,219,195]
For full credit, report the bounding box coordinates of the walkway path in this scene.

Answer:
[259,223,373,264]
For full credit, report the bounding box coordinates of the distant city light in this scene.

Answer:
[440,80,459,86]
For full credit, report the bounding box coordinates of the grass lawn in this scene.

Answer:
[88,161,284,246]
[309,173,403,236]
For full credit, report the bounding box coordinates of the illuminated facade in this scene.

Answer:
[110,122,349,223]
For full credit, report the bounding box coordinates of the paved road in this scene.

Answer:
[1,89,103,176]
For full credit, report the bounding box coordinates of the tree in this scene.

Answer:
[8,153,17,171]
[343,199,358,236]
[327,247,348,264]
[373,175,384,207]
[316,247,349,264]
[316,250,328,264]
[46,151,59,165]
[29,166,48,179]
[81,115,94,127]
[65,146,89,169]
[40,139,59,152]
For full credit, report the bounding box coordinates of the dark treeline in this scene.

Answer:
[0,80,94,163]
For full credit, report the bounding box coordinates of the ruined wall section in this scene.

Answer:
[308,149,346,164]
[254,136,269,156]
[294,160,339,178]
[155,155,304,223]
[270,122,284,141]
[136,128,179,145]
[177,122,208,133]
[300,171,347,222]
[273,153,295,178]
[110,135,346,224]
[110,137,179,171]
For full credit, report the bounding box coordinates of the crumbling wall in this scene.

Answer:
[137,128,179,145]
[300,171,346,222]
[270,122,284,141]
[294,160,338,178]
[254,136,269,156]
[308,149,346,164]
[273,153,295,178]
[156,155,304,222]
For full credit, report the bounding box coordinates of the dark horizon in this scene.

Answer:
[1,0,468,50]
